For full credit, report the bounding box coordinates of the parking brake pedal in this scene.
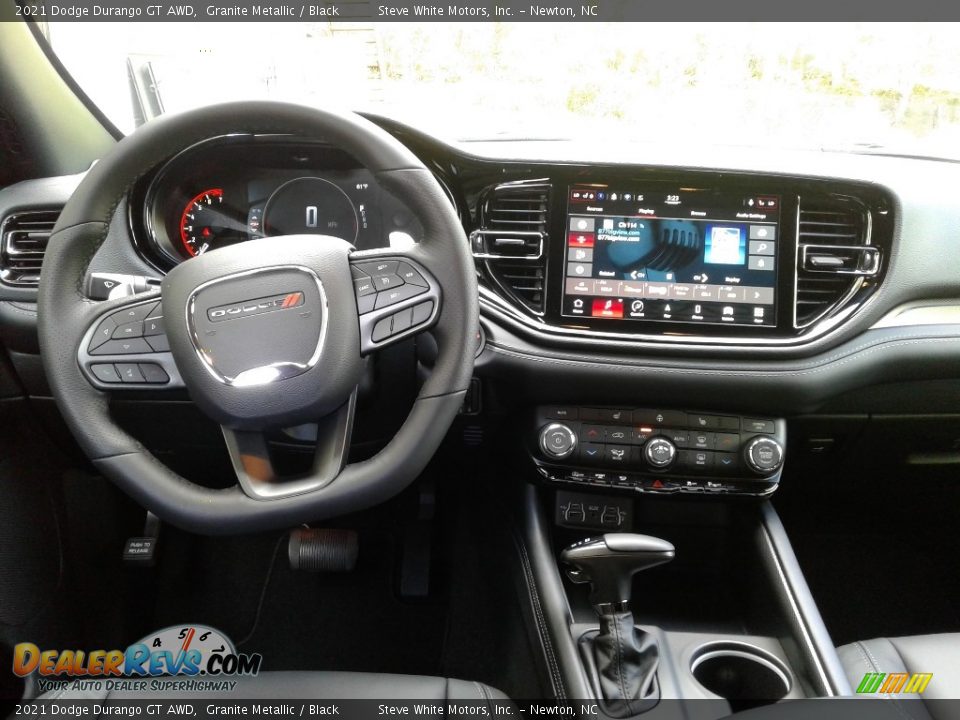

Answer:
[288,528,358,572]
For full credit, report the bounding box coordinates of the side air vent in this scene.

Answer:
[794,198,875,327]
[472,182,550,314]
[0,210,60,287]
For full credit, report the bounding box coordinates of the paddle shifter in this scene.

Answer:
[561,534,676,717]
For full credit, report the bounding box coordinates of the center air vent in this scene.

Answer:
[794,197,874,327]
[0,209,60,287]
[472,181,551,314]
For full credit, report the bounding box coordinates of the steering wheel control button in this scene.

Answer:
[145,334,171,352]
[411,301,434,326]
[143,316,164,336]
[91,338,153,355]
[115,363,145,383]
[392,308,413,333]
[743,418,776,434]
[374,282,426,309]
[112,321,144,339]
[138,363,170,384]
[373,273,403,291]
[362,260,400,278]
[113,302,159,324]
[744,436,784,474]
[89,317,118,351]
[540,423,578,460]
[397,262,428,288]
[90,364,122,383]
[643,437,677,468]
[371,317,393,343]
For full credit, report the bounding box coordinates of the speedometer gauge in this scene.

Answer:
[262,177,358,242]
[179,188,247,257]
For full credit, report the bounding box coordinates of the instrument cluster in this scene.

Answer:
[139,136,425,267]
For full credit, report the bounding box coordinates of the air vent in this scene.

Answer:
[795,198,873,327]
[474,182,550,313]
[0,209,60,286]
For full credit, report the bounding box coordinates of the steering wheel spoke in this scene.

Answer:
[222,390,356,500]
[350,253,441,354]
[78,295,185,389]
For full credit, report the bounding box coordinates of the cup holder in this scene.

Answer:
[690,641,792,712]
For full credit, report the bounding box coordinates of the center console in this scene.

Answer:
[532,405,786,497]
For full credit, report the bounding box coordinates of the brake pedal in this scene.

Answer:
[288,528,358,572]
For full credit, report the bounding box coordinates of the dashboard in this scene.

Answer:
[5,112,960,428]
[135,136,425,268]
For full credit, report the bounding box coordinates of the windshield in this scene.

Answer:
[41,22,960,159]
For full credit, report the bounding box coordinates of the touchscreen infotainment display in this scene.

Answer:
[563,186,780,327]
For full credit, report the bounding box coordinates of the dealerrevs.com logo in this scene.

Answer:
[13,625,262,694]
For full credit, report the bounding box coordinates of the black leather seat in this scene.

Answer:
[35,671,510,705]
[837,634,960,719]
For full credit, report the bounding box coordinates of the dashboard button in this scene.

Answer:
[603,444,631,466]
[632,427,655,445]
[679,450,714,473]
[635,409,686,427]
[714,452,740,474]
[397,262,429,288]
[90,338,152,355]
[374,283,425,309]
[139,363,170,384]
[580,424,605,443]
[587,408,631,423]
[689,431,715,450]
[112,321,144,339]
[90,363,121,383]
[143,316,164,337]
[579,443,604,465]
[89,317,118,351]
[717,415,740,431]
[643,437,677,468]
[545,406,579,421]
[714,432,741,453]
[604,426,632,443]
[743,418,776,434]
[665,429,690,447]
[115,363,145,383]
[687,413,720,429]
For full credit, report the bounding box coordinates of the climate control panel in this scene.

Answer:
[532,406,786,496]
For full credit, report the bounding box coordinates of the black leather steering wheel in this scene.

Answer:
[37,102,477,534]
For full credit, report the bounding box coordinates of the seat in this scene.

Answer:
[35,671,510,704]
[837,634,960,720]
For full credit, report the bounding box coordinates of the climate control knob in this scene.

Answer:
[643,437,677,469]
[539,423,578,460]
[743,436,784,475]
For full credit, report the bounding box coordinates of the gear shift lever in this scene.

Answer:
[561,534,675,717]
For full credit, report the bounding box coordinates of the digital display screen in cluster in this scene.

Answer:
[563,186,780,327]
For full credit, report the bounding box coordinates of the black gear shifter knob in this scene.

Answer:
[561,533,675,610]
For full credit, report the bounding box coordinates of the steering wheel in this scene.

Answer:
[37,102,478,534]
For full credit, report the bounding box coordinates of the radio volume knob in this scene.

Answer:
[540,423,578,460]
[644,437,677,469]
[744,436,784,474]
